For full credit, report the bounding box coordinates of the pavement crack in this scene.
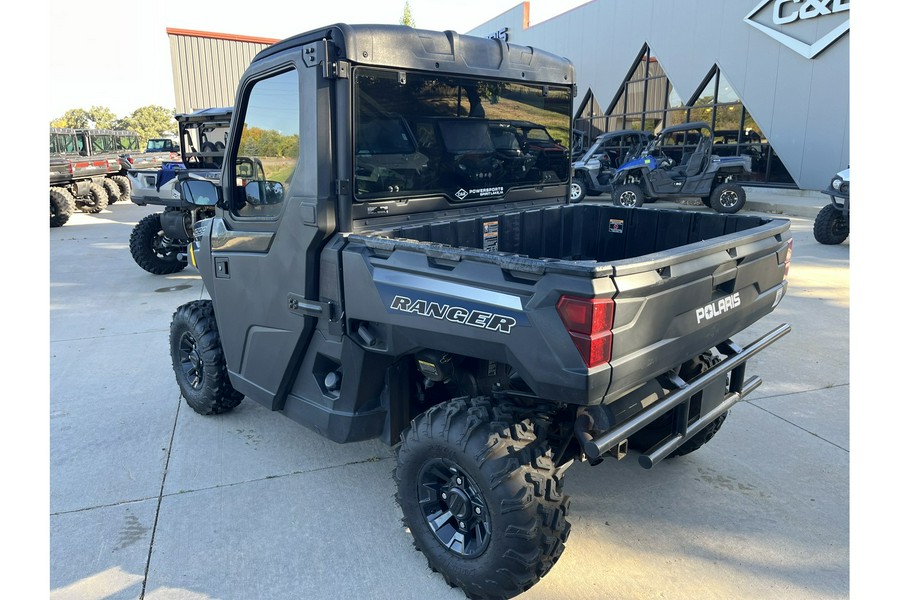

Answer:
[51,329,170,344]
[139,395,182,600]
[51,496,161,517]
[750,382,848,401]
[160,454,395,499]
[748,386,849,453]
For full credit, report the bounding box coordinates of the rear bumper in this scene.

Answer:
[575,323,791,468]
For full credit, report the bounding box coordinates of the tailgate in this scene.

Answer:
[604,219,791,404]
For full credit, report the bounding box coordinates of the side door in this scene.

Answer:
[208,63,334,410]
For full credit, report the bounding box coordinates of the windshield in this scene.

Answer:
[353,67,571,201]
[523,127,552,142]
[146,139,171,151]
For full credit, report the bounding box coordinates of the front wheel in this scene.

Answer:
[709,182,746,214]
[395,397,571,599]
[813,204,849,245]
[570,177,586,203]
[612,183,644,207]
[169,300,243,415]
[129,213,188,275]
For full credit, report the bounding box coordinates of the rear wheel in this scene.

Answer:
[709,182,746,214]
[101,178,121,205]
[813,204,849,245]
[78,182,109,213]
[570,176,586,203]
[612,183,644,208]
[50,187,75,228]
[111,175,131,203]
[169,300,243,415]
[395,397,572,599]
[129,213,187,275]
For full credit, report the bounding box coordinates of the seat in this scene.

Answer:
[669,137,709,178]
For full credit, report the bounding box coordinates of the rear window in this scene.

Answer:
[353,66,572,202]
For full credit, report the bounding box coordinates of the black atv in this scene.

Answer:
[610,122,752,213]
[814,168,849,245]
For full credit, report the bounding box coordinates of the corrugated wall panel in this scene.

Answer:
[167,31,276,114]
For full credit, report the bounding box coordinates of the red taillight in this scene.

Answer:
[67,160,74,175]
[127,156,135,165]
[557,296,614,368]
[784,239,793,278]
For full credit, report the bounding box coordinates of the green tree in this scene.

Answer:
[400,1,415,27]
[88,106,117,129]
[117,105,177,147]
[51,108,91,129]
[50,106,119,129]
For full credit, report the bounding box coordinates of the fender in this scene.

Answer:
[617,155,656,173]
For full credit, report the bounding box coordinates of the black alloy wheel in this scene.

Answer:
[417,458,491,558]
[395,397,572,599]
[613,183,644,207]
[709,182,746,214]
[177,329,204,391]
[169,300,243,415]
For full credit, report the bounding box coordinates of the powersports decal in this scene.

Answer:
[696,292,741,324]
[389,295,519,334]
[455,186,504,200]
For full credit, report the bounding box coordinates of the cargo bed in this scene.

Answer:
[352,203,789,276]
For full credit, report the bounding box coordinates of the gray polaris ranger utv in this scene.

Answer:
[170,24,792,600]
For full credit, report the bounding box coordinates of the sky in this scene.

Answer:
[46,0,589,120]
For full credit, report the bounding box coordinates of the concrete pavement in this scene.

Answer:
[49,189,848,600]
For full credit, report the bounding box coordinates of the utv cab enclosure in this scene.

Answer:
[172,24,791,600]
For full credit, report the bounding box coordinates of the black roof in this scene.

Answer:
[658,121,712,135]
[252,24,574,87]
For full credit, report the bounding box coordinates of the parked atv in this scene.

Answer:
[570,130,652,202]
[814,168,849,245]
[610,122,752,213]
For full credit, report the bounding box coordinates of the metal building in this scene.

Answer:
[468,0,850,190]
[167,28,279,114]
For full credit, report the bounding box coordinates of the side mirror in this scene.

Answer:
[245,180,284,205]
[180,179,219,206]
